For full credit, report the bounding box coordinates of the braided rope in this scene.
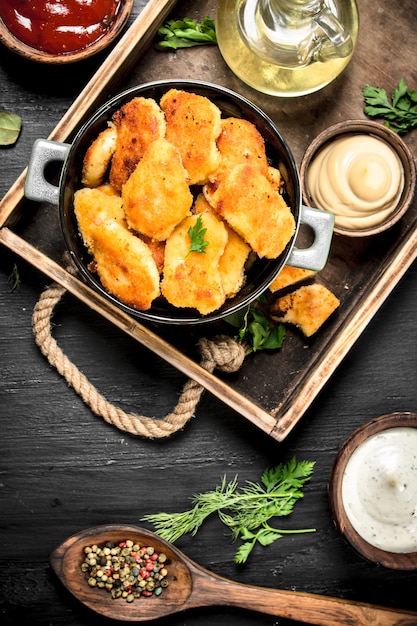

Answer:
[32,279,245,438]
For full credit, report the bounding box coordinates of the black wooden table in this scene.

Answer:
[1,1,417,625]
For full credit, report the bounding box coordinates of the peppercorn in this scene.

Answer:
[80,539,170,603]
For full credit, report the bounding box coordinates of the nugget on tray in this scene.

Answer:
[74,187,160,310]
[270,283,340,337]
[269,266,317,293]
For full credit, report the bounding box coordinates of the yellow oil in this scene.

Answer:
[216,0,359,97]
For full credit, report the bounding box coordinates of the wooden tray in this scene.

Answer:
[1,0,416,441]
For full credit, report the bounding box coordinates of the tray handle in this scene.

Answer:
[286,205,334,272]
[25,139,70,205]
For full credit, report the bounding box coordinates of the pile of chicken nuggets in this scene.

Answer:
[74,89,296,316]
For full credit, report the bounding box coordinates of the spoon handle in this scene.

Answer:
[190,566,417,625]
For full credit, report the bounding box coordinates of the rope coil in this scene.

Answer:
[32,277,245,438]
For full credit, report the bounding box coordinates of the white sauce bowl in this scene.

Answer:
[329,412,417,569]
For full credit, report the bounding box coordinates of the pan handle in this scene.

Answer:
[24,139,71,205]
[286,205,334,272]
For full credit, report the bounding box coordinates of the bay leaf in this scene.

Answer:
[0,110,22,146]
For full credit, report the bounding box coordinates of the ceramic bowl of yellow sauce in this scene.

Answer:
[300,120,416,237]
[329,412,417,570]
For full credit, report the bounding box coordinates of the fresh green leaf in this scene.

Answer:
[234,541,255,564]
[142,457,315,564]
[186,214,209,258]
[0,110,22,146]
[224,302,285,354]
[362,78,417,133]
[157,16,217,50]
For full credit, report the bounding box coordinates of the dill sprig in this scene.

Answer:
[142,457,315,564]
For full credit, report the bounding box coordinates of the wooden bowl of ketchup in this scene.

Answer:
[0,0,134,64]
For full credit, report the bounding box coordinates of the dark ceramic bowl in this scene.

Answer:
[0,0,133,64]
[300,120,416,237]
[329,412,417,570]
[25,80,334,324]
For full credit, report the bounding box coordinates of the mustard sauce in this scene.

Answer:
[307,134,404,229]
[342,427,417,553]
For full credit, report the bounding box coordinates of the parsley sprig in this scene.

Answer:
[225,298,286,355]
[362,77,417,134]
[186,214,209,258]
[142,457,316,564]
[157,17,217,50]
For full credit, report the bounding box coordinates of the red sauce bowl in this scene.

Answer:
[0,0,134,64]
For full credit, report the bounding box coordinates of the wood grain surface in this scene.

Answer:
[1,1,417,625]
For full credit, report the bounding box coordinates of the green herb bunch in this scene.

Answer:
[363,77,417,134]
[225,298,286,354]
[157,17,217,50]
[142,457,315,564]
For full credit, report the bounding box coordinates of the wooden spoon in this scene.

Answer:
[50,524,417,625]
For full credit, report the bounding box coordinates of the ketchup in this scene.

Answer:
[0,0,122,55]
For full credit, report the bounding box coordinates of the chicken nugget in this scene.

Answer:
[82,124,118,188]
[122,137,193,241]
[109,97,166,192]
[161,211,228,315]
[204,162,296,259]
[74,186,125,252]
[269,265,316,293]
[270,283,340,337]
[74,187,160,310]
[215,117,269,175]
[160,89,222,185]
[193,193,250,298]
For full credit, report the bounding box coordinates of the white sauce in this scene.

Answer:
[307,134,404,229]
[342,427,417,553]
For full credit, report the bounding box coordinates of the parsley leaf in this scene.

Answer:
[225,301,286,354]
[142,458,316,564]
[157,16,217,50]
[362,77,417,133]
[186,214,209,259]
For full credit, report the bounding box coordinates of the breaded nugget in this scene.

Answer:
[161,211,228,315]
[81,124,118,188]
[270,283,340,337]
[160,89,222,185]
[109,97,166,192]
[74,186,125,251]
[215,117,269,176]
[74,187,160,310]
[122,137,193,241]
[193,193,250,297]
[138,235,165,275]
[269,265,316,293]
[204,162,296,259]
[219,227,251,298]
